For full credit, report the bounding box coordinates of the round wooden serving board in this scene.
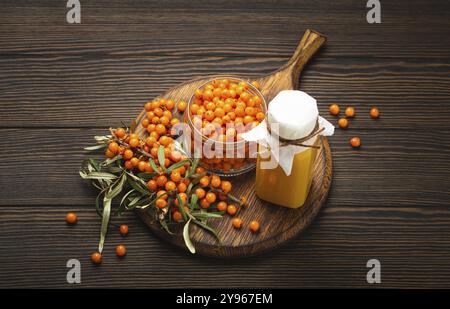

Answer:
[135,29,331,257]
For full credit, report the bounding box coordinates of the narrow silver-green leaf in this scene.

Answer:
[106,173,126,199]
[84,144,107,151]
[79,171,117,181]
[189,193,198,210]
[191,217,221,243]
[120,189,135,207]
[165,159,191,174]
[98,197,111,253]
[176,193,188,221]
[157,145,166,171]
[183,219,196,254]
[148,158,160,174]
[191,212,222,219]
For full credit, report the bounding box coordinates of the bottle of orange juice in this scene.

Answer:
[245,90,334,208]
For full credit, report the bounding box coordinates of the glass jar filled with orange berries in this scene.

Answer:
[185,77,267,176]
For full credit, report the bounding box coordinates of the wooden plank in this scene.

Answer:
[0,128,448,207]
[0,55,448,128]
[0,204,449,288]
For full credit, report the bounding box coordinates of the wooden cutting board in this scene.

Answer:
[135,29,331,257]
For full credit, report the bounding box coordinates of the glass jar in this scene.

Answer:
[184,76,267,176]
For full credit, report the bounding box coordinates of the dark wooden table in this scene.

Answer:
[1,0,449,288]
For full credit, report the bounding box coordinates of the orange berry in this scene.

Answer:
[119,224,129,236]
[65,212,78,225]
[216,201,227,212]
[195,167,206,174]
[249,220,260,233]
[138,161,148,172]
[177,101,187,112]
[147,180,157,191]
[177,182,187,193]
[210,175,221,188]
[156,175,168,187]
[155,198,167,209]
[251,80,261,89]
[124,160,133,170]
[170,171,181,182]
[108,142,119,153]
[370,107,380,119]
[123,149,133,160]
[221,181,232,193]
[175,193,187,206]
[130,157,139,167]
[199,176,210,187]
[173,211,183,222]
[165,99,175,110]
[227,204,237,216]
[157,190,168,200]
[155,124,166,135]
[195,188,206,199]
[115,245,127,257]
[200,198,210,209]
[350,137,361,148]
[129,138,140,148]
[159,135,171,147]
[338,118,349,129]
[345,106,355,118]
[159,116,170,126]
[232,218,243,229]
[329,104,340,116]
[115,127,126,138]
[154,107,163,117]
[165,181,176,192]
[105,149,115,158]
[255,112,265,121]
[91,252,102,264]
[205,192,217,203]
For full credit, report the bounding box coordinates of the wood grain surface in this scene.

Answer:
[0,0,449,288]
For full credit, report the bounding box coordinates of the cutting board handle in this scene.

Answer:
[286,29,327,86]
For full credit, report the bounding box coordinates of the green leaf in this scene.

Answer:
[160,218,174,235]
[79,171,117,181]
[185,158,199,178]
[127,176,148,195]
[183,220,196,254]
[98,197,112,253]
[101,155,122,167]
[189,194,198,210]
[106,173,126,199]
[148,158,160,174]
[87,159,100,172]
[165,159,190,174]
[137,172,159,181]
[176,193,188,221]
[120,189,135,207]
[157,145,166,171]
[191,217,221,243]
[95,190,106,217]
[84,144,107,151]
[191,212,222,219]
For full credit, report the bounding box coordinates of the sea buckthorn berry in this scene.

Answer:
[119,224,129,236]
[338,118,349,129]
[199,176,210,187]
[105,149,115,158]
[216,201,227,212]
[205,192,217,203]
[195,167,206,174]
[141,118,150,128]
[175,193,188,206]
[165,99,175,110]
[91,252,102,264]
[170,171,181,183]
[221,181,232,193]
[108,142,119,153]
[210,175,221,188]
[115,245,127,257]
[123,149,133,160]
[350,137,361,148]
[155,124,166,135]
[156,175,168,187]
[165,181,176,192]
[138,161,148,172]
[159,116,170,126]
[173,211,183,222]
[155,198,167,209]
[329,104,340,116]
[170,151,182,162]
[370,107,380,119]
[129,138,140,148]
[154,107,163,117]
[232,218,243,229]
[177,101,187,112]
[177,182,187,193]
[195,188,206,199]
[124,160,133,170]
[145,136,156,147]
[227,204,237,216]
[130,157,139,167]
[345,106,355,118]
[249,220,260,233]
[157,190,168,201]
[159,135,171,147]
[200,198,210,209]
[115,127,126,138]
[65,212,78,225]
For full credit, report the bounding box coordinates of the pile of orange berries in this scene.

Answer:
[189,78,265,142]
[329,103,380,148]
